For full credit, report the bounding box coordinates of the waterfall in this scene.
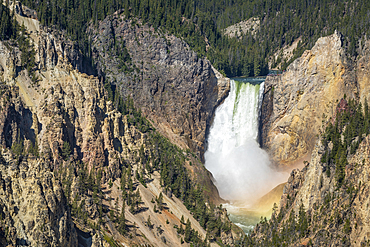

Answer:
[205,79,285,203]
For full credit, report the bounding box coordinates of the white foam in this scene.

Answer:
[205,80,286,203]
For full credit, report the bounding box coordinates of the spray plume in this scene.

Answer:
[205,79,287,205]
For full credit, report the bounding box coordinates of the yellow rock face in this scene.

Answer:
[261,31,363,169]
[357,40,370,103]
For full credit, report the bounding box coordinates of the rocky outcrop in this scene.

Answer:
[260,31,359,169]
[0,154,78,246]
[357,39,370,102]
[253,33,370,246]
[251,132,370,246]
[0,42,17,83]
[269,37,302,69]
[11,1,38,20]
[0,9,240,246]
[223,17,260,39]
[0,85,77,246]
[88,12,229,161]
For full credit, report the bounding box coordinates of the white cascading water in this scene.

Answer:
[205,79,286,203]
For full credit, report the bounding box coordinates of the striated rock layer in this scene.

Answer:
[252,134,370,246]
[0,8,241,246]
[260,31,363,169]
[0,85,78,246]
[251,32,370,246]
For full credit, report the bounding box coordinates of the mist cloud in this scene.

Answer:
[205,139,287,203]
[205,80,288,204]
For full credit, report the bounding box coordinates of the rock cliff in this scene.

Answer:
[251,124,370,246]
[260,31,359,169]
[88,12,230,161]
[0,85,78,246]
[249,33,370,246]
[223,17,260,39]
[0,6,241,246]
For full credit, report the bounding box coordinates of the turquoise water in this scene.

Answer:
[223,204,263,233]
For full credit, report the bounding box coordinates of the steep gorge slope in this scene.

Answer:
[248,32,370,246]
[260,31,359,169]
[0,86,77,246]
[249,100,370,246]
[0,7,242,247]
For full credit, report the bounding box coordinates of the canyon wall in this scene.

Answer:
[0,7,241,246]
[250,32,370,246]
[260,31,361,169]
[88,12,230,161]
[252,127,370,246]
[0,85,77,246]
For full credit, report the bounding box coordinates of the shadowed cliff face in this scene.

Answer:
[0,13,224,203]
[88,12,230,161]
[260,31,361,169]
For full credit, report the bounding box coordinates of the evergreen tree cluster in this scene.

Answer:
[17,0,370,77]
[0,2,17,40]
[243,201,311,246]
[244,189,355,246]
[10,134,39,158]
[120,164,144,215]
[18,24,38,82]
[320,97,370,187]
[111,81,232,242]
[0,8,37,82]
[105,82,152,133]
[208,0,370,68]
[145,130,231,242]
[16,0,269,77]
[175,217,209,246]
[244,97,369,246]
[54,81,232,245]
[58,160,116,230]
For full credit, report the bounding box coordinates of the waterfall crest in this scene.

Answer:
[205,79,285,203]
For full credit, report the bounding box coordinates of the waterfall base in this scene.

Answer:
[205,78,288,233]
[224,182,286,233]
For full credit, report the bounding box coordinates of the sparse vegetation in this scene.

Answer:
[245,96,370,246]
[320,98,370,187]
[61,141,71,160]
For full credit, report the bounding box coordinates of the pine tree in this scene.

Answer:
[298,202,308,237]
[147,215,153,229]
[184,218,192,242]
[157,192,164,210]
[62,141,71,160]
[117,204,126,234]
